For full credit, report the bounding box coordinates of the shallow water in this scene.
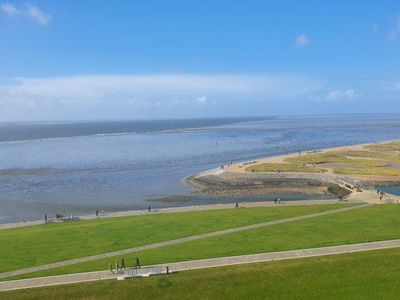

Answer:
[378,186,400,195]
[1,114,400,223]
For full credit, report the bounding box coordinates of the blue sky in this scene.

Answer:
[1,1,400,121]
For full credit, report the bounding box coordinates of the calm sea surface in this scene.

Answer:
[1,114,400,223]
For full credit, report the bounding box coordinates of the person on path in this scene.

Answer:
[235,202,239,208]
[121,258,125,270]
[115,260,119,271]
[147,206,151,213]
[136,257,141,269]
[109,263,114,274]
[278,197,281,204]
[274,197,277,204]
[44,214,47,223]
[96,209,98,217]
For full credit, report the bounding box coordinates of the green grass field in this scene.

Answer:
[9,204,400,281]
[2,248,400,300]
[0,204,347,273]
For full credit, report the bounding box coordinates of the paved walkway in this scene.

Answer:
[0,204,368,280]
[1,238,399,292]
[0,199,343,230]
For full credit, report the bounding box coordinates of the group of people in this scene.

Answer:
[274,197,281,204]
[108,257,141,274]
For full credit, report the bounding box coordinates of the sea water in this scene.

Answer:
[1,114,400,223]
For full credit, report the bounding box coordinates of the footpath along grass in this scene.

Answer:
[0,204,348,273]
[2,248,400,300]
[10,204,400,280]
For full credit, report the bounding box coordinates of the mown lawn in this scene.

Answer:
[2,248,400,300]
[10,204,400,280]
[0,204,347,273]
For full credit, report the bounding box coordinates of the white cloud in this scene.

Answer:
[294,34,311,47]
[0,2,51,26]
[326,89,356,101]
[0,3,17,15]
[3,74,390,121]
[388,16,400,41]
[0,73,325,120]
[196,96,207,105]
[24,3,51,26]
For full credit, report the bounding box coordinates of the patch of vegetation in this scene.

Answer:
[247,141,400,176]
[2,248,400,300]
[333,167,400,176]
[285,152,389,168]
[245,163,323,173]
[365,141,400,152]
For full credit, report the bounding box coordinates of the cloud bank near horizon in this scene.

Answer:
[0,73,396,121]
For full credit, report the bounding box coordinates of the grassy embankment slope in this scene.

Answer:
[247,141,400,176]
[0,204,346,274]
[8,204,400,280]
[2,248,400,300]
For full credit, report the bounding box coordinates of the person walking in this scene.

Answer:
[121,258,125,270]
[235,202,239,208]
[147,206,151,213]
[115,260,119,271]
[44,214,47,223]
[136,257,141,269]
[109,263,114,274]
[96,209,98,217]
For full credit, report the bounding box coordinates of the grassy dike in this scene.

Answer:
[0,204,348,273]
[7,204,400,280]
[2,248,400,300]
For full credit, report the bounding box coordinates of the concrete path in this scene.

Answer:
[1,238,399,292]
[0,204,368,280]
[0,199,344,230]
